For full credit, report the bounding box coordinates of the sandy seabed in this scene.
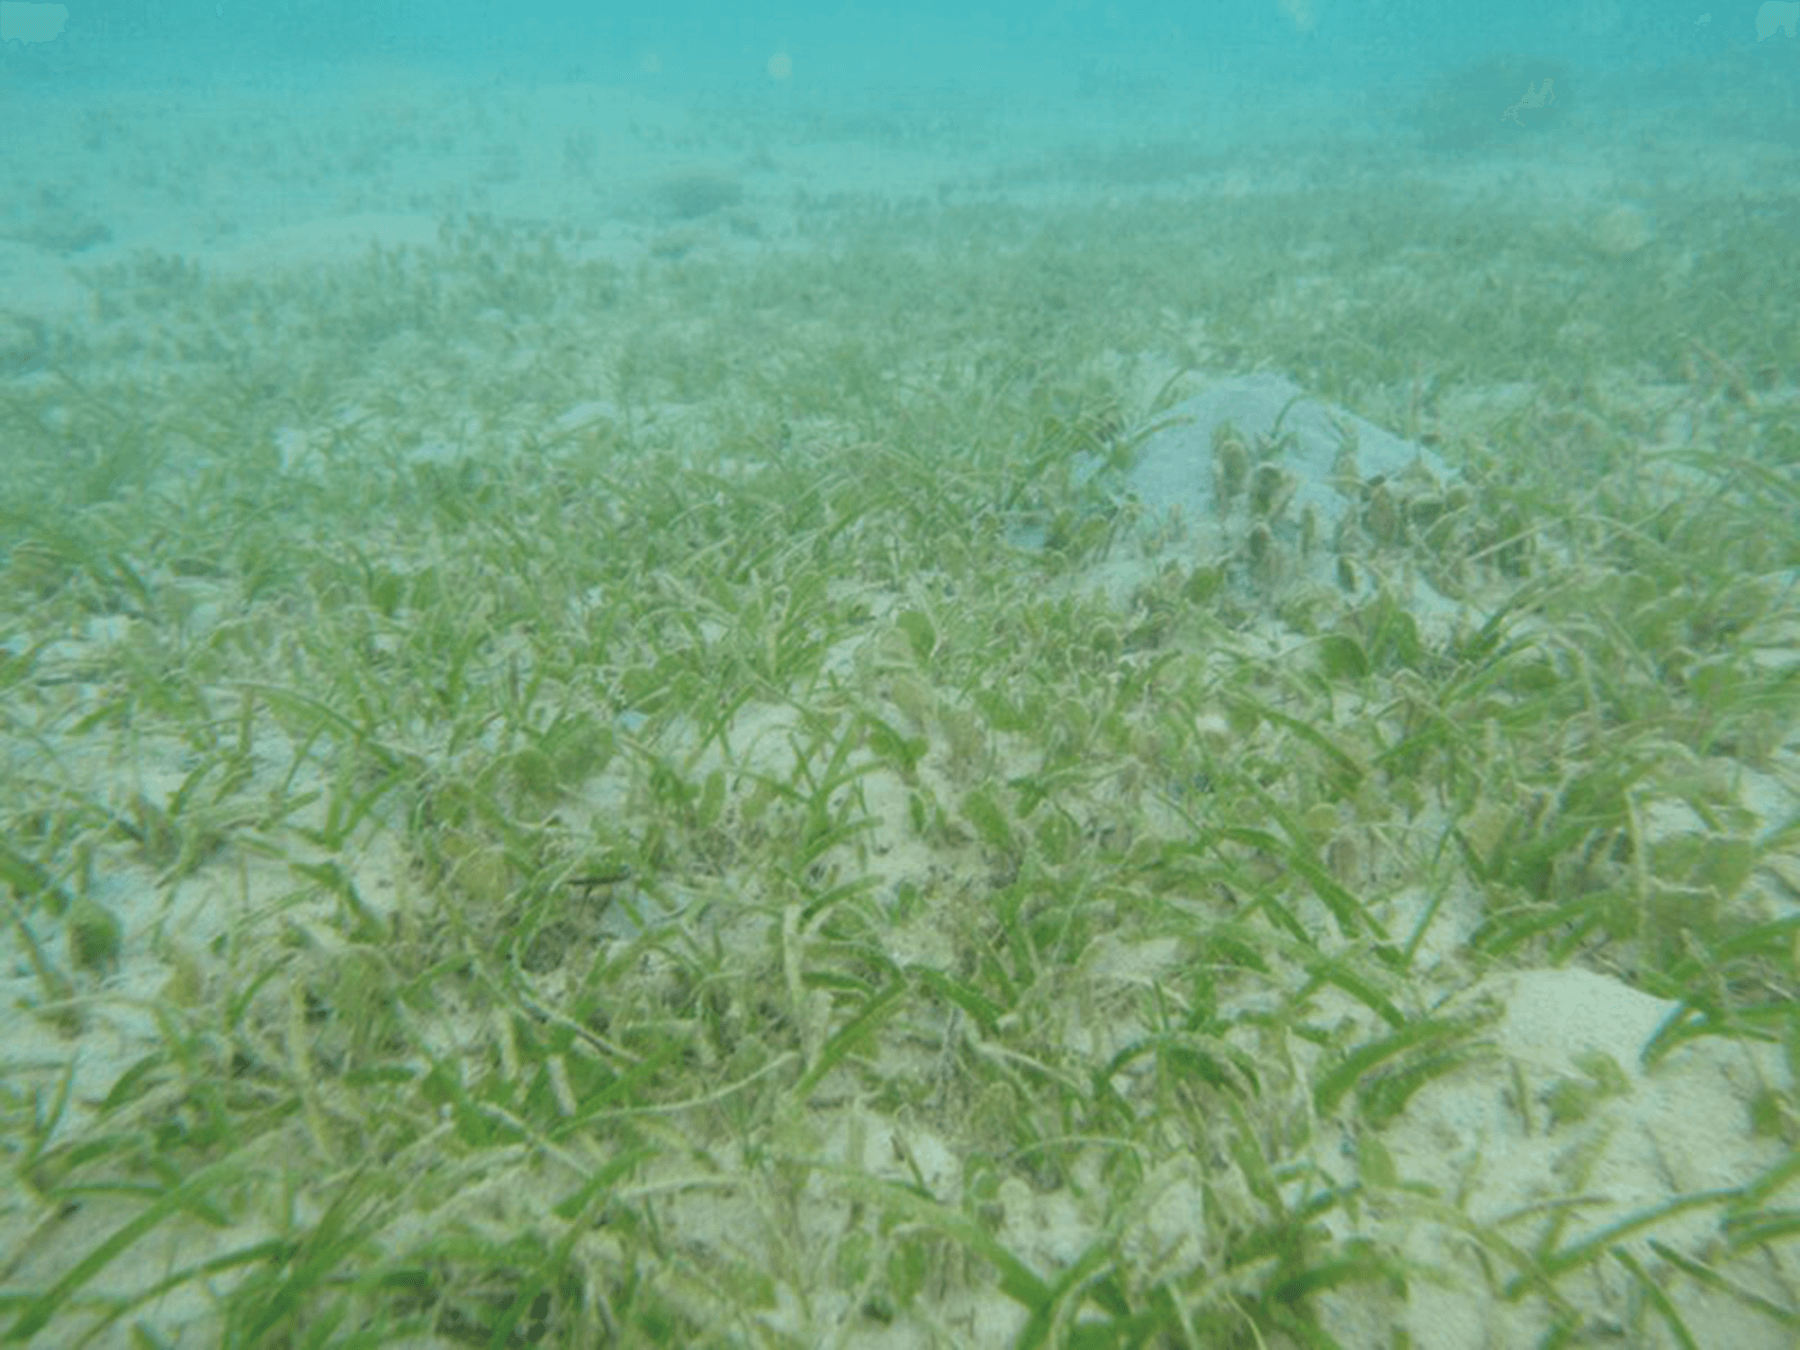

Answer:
[3,35,1799,1348]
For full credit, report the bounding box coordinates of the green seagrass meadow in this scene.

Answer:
[2,155,1799,1346]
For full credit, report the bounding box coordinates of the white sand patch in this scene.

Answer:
[1370,965,1794,1346]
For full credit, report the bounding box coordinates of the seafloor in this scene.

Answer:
[2,41,1798,1348]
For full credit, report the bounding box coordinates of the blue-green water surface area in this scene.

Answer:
[2,2,1798,1345]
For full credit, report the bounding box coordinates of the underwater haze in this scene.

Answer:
[3,1,1799,1347]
